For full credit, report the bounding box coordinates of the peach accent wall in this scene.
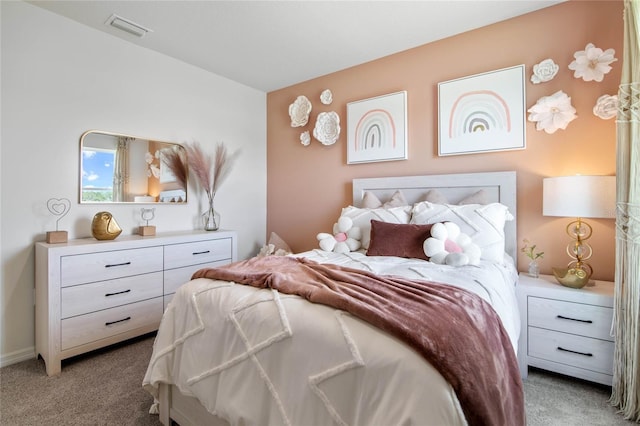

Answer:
[267,1,622,281]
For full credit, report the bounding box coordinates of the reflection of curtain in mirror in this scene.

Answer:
[113,137,132,202]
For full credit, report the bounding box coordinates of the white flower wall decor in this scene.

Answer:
[300,131,311,146]
[527,90,577,134]
[568,43,617,82]
[593,94,618,119]
[530,59,559,84]
[288,95,312,127]
[313,111,340,145]
[320,89,333,105]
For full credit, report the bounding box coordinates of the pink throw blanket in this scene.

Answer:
[193,255,525,426]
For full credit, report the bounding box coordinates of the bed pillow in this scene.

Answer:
[366,220,433,260]
[361,190,408,209]
[458,189,489,205]
[340,205,412,249]
[420,189,449,204]
[410,201,513,263]
[419,189,489,205]
[423,222,481,266]
[317,216,362,253]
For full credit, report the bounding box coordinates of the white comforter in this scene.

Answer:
[143,250,520,426]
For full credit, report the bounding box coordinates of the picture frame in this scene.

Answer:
[438,65,526,156]
[347,91,408,164]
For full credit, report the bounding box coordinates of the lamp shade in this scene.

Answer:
[543,175,616,219]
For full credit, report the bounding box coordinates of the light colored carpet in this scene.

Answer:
[0,333,635,425]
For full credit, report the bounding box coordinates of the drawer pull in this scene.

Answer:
[557,315,593,324]
[105,316,131,326]
[105,261,132,268]
[105,289,131,297]
[557,346,593,357]
[192,250,211,255]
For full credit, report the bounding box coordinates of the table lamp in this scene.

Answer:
[542,175,616,287]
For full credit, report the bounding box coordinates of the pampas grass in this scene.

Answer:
[163,141,238,204]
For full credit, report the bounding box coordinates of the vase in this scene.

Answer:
[202,199,220,231]
[528,260,540,278]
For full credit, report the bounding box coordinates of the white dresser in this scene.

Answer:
[517,273,614,385]
[35,230,237,376]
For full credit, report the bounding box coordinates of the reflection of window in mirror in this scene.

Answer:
[81,138,117,202]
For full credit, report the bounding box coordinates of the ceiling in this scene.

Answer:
[29,1,564,92]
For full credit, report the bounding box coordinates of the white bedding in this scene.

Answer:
[143,251,520,426]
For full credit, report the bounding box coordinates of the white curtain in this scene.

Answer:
[611,0,640,420]
[112,137,131,202]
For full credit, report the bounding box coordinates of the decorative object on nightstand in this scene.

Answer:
[543,175,616,286]
[91,211,122,240]
[521,239,544,278]
[45,198,71,243]
[138,207,156,236]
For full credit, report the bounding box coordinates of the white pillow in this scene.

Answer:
[410,201,513,263]
[340,205,412,249]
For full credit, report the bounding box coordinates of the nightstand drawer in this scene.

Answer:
[528,296,613,341]
[528,327,614,375]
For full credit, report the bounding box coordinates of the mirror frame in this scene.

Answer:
[79,130,188,204]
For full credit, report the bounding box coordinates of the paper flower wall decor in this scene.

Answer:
[313,111,340,145]
[320,89,333,105]
[300,131,311,146]
[527,90,577,134]
[593,94,618,120]
[288,95,312,127]
[568,43,617,82]
[530,59,559,84]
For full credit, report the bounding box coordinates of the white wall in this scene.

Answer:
[0,1,267,364]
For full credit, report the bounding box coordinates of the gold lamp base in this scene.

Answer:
[552,267,590,289]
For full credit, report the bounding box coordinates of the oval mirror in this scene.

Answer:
[79,130,187,204]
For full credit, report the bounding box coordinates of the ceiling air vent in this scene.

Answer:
[105,14,153,38]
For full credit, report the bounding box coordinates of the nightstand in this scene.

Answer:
[516,273,615,385]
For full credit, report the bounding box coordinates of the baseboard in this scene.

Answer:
[0,346,36,368]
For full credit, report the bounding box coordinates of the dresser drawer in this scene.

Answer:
[528,296,613,341]
[61,297,163,350]
[164,259,231,295]
[61,272,163,319]
[164,238,232,270]
[61,246,163,287]
[528,327,614,375]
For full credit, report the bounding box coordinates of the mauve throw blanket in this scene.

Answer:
[192,255,525,426]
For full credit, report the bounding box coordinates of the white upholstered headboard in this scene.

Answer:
[352,171,517,261]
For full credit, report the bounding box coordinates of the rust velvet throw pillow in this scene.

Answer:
[366,220,433,260]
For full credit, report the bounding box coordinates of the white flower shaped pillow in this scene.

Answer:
[423,222,481,266]
[317,216,362,253]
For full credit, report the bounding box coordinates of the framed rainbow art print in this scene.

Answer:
[347,91,408,164]
[438,65,526,156]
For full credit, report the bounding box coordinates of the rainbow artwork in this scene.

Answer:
[438,65,525,156]
[353,109,396,151]
[448,90,511,139]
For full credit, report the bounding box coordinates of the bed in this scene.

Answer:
[143,171,524,426]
